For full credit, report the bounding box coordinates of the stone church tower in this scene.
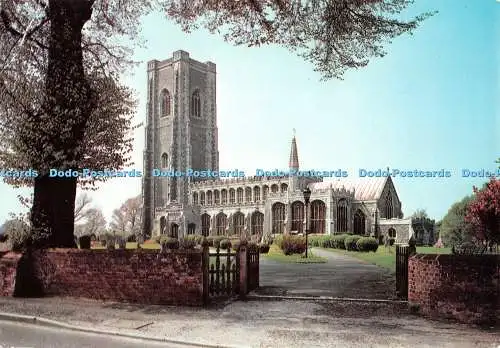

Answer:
[142,50,219,237]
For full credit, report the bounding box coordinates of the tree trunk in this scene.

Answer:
[30,0,94,248]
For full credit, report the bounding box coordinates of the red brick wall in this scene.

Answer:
[0,252,22,296]
[0,248,206,305]
[409,254,500,325]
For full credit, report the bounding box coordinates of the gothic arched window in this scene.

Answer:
[272,202,286,234]
[161,153,168,168]
[310,200,326,234]
[291,201,304,233]
[337,199,348,233]
[191,90,201,117]
[251,211,264,235]
[353,209,366,235]
[385,193,393,219]
[160,89,171,116]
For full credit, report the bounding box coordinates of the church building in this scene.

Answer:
[142,50,412,243]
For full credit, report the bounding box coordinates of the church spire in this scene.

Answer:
[289,129,299,170]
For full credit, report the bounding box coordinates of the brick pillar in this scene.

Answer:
[202,245,210,305]
[239,245,247,299]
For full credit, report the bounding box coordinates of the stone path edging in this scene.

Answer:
[246,295,408,304]
[0,312,234,348]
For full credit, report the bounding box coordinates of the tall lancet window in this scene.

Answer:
[385,193,393,219]
[160,89,171,116]
[191,90,201,117]
[161,153,168,168]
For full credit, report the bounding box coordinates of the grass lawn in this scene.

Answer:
[319,246,452,273]
[262,244,327,264]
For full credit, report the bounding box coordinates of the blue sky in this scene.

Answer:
[0,0,498,224]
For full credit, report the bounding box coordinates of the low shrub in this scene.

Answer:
[356,237,379,252]
[231,239,248,252]
[261,234,273,245]
[78,235,91,249]
[212,236,225,248]
[126,234,136,243]
[161,237,179,250]
[309,235,335,248]
[344,235,362,251]
[332,234,349,249]
[219,239,231,250]
[259,243,270,254]
[206,236,215,247]
[194,235,204,245]
[0,233,8,243]
[281,235,306,255]
[273,234,284,249]
[179,237,196,249]
[100,239,107,247]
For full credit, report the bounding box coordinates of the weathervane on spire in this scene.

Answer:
[293,128,296,137]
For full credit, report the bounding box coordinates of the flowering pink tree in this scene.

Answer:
[464,178,500,245]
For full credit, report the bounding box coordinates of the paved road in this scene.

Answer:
[0,321,198,348]
[256,248,395,299]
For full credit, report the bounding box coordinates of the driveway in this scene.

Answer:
[255,248,395,299]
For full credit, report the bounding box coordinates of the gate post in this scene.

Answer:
[239,245,248,299]
[202,245,209,305]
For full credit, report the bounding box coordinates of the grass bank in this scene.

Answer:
[319,246,451,273]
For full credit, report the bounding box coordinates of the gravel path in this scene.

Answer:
[256,248,395,299]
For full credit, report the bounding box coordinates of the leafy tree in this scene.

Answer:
[411,209,428,220]
[464,178,500,245]
[0,0,432,247]
[439,195,474,247]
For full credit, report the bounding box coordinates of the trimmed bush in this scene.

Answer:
[231,239,249,252]
[161,237,179,250]
[281,235,306,255]
[219,239,231,250]
[126,234,136,242]
[261,234,274,245]
[200,236,209,247]
[212,236,225,248]
[331,234,349,249]
[344,235,362,251]
[356,237,379,252]
[259,243,270,254]
[309,235,334,248]
[206,236,215,246]
[78,235,91,249]
[273,234,284,249]
[179,237,197,249]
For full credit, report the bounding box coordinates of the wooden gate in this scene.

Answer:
[208,247,240,298]
[247,247,259,291]
[396,244,416,299]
